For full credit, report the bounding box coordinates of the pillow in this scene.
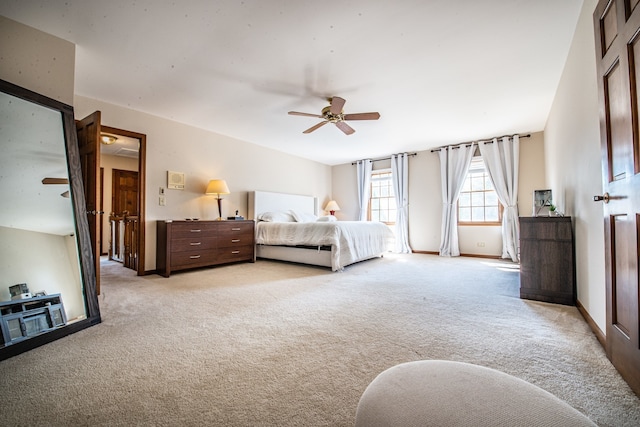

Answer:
[317,215,337,222]
[289,210,318,223]
[258,211,295,222]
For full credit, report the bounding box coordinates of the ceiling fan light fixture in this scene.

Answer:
[321,106,343,123]
[101,133,118,145]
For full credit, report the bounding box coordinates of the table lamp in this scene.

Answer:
[325,200,341,216]
[205,179,230,220]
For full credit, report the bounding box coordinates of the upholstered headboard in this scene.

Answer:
[248,191,318,221]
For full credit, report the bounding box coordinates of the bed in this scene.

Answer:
[248,191,395,271]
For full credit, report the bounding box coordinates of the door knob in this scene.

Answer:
[593,193,610,203]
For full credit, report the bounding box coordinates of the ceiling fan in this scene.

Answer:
[42,177,70,198]
[288,96,380,135]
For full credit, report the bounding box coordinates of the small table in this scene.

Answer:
[0,294,67,345]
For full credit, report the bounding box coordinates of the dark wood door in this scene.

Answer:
[112,169,139,215]
[76,111,102,294]
[594,0,640,396]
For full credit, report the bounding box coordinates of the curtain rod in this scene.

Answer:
[429,133,531,152]
[351,152,417,165]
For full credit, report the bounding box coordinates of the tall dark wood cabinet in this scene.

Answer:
[519,217,575,305]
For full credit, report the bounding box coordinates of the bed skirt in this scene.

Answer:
[256,244,334,269]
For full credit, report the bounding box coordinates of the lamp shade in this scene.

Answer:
[205,179,230,195]
[325,200,341,213]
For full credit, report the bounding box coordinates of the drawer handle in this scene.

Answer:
[190,229,201,233]
[231,239,240,243]
[231,228,241,231]
[231,250,240,254]
[190,255,201,259]
[190,242,201,246]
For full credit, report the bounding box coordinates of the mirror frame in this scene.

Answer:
[0,79,101,360]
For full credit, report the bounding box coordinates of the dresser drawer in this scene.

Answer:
[218,222,253,235]
[170,237,217,252]
[217,233,253,248]
[216,245,254,263]
[170,250,218,269]
[170,222,218,239]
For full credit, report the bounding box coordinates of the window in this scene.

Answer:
[369,170,396,224]
[458,157,501,225]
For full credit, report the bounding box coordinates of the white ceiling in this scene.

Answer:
[0,0,584,166]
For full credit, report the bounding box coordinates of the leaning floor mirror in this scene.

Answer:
[0,79,100,360]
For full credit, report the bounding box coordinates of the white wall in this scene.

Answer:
[73,96,333,271]
[331,132,546,255]
[544,0,605,332]
[0,16,75,104]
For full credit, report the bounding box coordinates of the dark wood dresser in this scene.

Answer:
[156,220,255,277]
[519,216,575,305]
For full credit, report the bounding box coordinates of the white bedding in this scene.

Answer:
[255,221,395,271]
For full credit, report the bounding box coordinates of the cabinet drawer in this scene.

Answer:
[219,222,253,233]
[171,237,216,252]
[170,222,217,238]
[520,218,572,241]
[170,250,218,269]
[216,245,254,263]
[217,234,253,248]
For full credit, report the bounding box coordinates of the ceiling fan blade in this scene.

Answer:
[288,111,324,118]
[42,177,69,185]
[335,121,355,135]
[330,96,346,115]
[303,121,329,134]
[343,112,381,121]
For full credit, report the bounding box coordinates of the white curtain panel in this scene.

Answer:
[478,135,520,262]
[438,143,475,256]
[356,159,373,221]
[391,153,411,253]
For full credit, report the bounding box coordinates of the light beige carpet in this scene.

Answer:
[0,253,638,426]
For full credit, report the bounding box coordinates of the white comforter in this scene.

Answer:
[255,221,395,270]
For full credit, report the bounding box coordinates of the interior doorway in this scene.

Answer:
[108,168,139,268]
[100,125,146,276]
[77,111,147,293]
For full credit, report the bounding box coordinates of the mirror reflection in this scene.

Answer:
[0,90,87,348]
